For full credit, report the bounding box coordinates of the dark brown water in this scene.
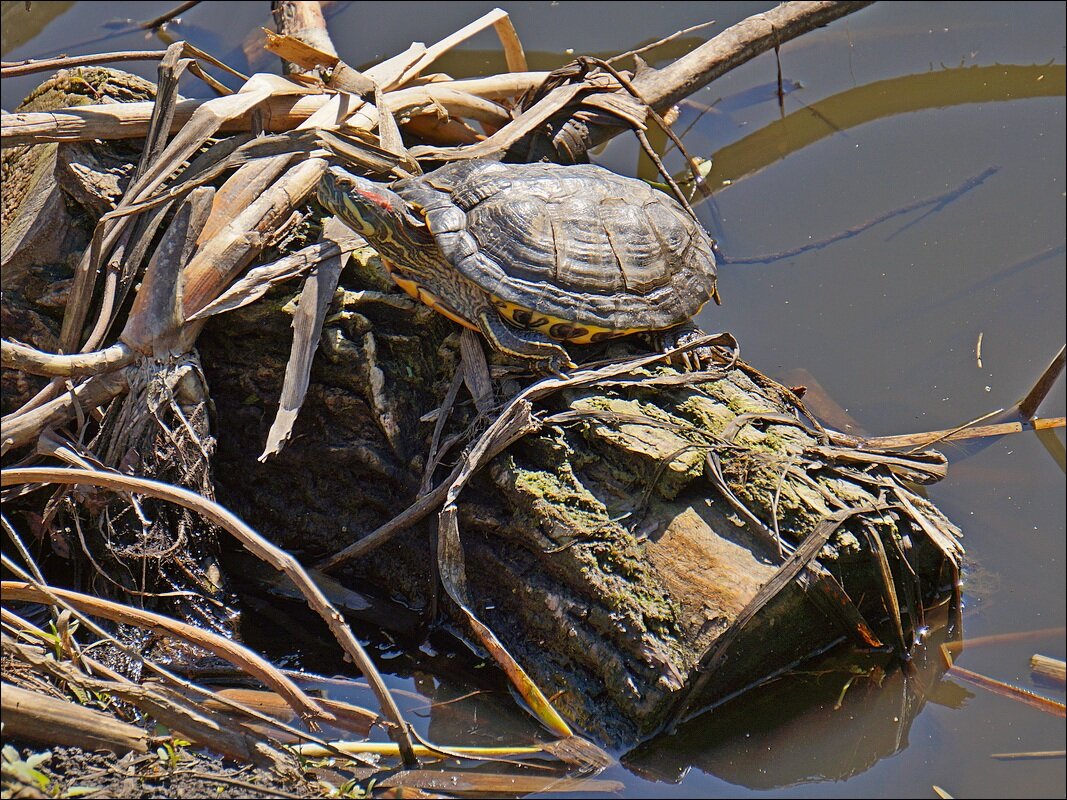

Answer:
[4,2,1063,797]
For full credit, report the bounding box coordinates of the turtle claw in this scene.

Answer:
[541,352,575,378]
[654,322,714,371]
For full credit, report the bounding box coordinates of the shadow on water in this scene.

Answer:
[701,64,1066,194]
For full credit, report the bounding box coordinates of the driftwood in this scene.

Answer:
[1,0,970,758]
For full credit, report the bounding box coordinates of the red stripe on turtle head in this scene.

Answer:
[351,184,396,213]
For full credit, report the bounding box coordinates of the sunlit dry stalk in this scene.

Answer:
[1,340,134,378]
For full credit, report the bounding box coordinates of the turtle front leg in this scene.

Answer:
[650,321,722,371]
[475,308,575,374]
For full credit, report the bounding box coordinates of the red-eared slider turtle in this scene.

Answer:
[318,159,718,372]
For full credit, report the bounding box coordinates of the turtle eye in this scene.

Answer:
[401,206,427,230]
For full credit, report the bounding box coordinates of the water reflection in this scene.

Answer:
[626,607,958,789]
[701,64,1065,193]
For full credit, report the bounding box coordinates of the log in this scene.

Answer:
[198,247,962,747]
[2,24,963,749]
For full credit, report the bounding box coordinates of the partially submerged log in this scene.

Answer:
[199,246,961,746]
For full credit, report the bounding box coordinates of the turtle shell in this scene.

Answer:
[391,160,717,334]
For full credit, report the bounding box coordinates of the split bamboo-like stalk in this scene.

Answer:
[0,73,548,147]
[1031,654,1067,685]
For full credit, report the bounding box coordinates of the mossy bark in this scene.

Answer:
[1,68,153,413]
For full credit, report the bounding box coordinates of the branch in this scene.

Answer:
[1,340,134,377]
[636,1,874,112]
[1,50,169,78]
[549,1,874,159]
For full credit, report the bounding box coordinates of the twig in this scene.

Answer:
[1,514,46,586]
[580,57,706,215]
[607,20,719,65]
[1018,345,1066,419]
[293,741,543,759]
[1,50,169,78]
[939,641,1065,717]
[901,407,1005,455]
[860,417,1064,450]
[419,368,466,497]
[138,0,201,31]
[1,42,245,85]
[990,751,1066,760]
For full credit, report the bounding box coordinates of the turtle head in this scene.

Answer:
[319,166,428,259]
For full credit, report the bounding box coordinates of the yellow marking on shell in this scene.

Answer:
[491,297,641,344]
[382,257,644,345]
[385,263,480,332]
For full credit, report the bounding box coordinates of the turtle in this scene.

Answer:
[318,159,718,372]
